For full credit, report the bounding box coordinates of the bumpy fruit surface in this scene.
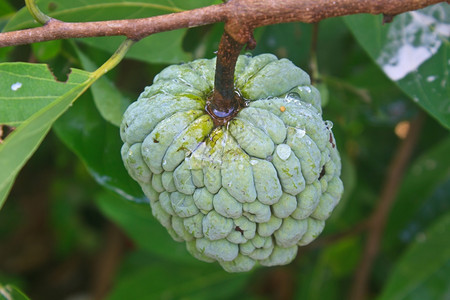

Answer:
[120,54,343,272]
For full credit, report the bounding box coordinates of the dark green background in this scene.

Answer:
[0,1,449,299]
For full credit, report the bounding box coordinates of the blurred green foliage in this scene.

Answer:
[0,0,449,299]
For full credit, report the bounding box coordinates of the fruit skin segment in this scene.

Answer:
[120,54,343,272]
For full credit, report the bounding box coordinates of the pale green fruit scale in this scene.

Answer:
[120,54,343,272]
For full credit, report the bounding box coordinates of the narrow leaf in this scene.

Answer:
[0,63,88,126]
[384,137,450,249]
[96,191,197,264]
[0,284,30,300]
[0,63,92,206]
[53,92,144,203]
[0,39,133,208]
[379,213,450,300]
[108,251,248,300]
[0,177,14,210]
[75,45,129,126]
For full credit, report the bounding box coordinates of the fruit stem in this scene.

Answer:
[207,31,245,126]
[25,0,51,24]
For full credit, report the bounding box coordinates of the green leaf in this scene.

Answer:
[0,1,14,15]
[295,257,340,300]
[0,0,14,15]
[0,1,15,30]
[31,40,62,61]
[75,45,129,126]
[0,63,92,206]
[384,136,450,250]
[254,22,312,67]
[344,4,450,129]
[378,212,450,300]
[0,284,30,300]
[3,0,221,64]
[0,63,87,126]
[0,177,14,210]
[108,250,248,300]
[96,191,200,264]
[321,237,361,278]
[53,91,145,202]
[82,31,190,65]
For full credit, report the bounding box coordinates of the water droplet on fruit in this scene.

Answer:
[325,120,334,129]
[276,144,291,161]
[185,157,193,169]
[295,128,306,138]
[213,107,234,118]
[303,86,312,93]
[286,92,301,101]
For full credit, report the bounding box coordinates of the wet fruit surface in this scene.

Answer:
[120,54,343,272]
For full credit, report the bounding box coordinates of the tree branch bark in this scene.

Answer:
[0,0,444,48]
[0,4,225,47]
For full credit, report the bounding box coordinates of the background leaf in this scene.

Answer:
[344,4,450,129]
[1,1,449,299]
[31,40,62,61]
[384,136,450,251]
[379,212,450,300]
[0,178,14,210]
[75,44,130,126]
[0,63,87,126]
[0,0,14,29]
[96,191,200,264]
[52,91,145,203]
[0,284,30,300]
[0,63,91,206]
[108,250,249,300]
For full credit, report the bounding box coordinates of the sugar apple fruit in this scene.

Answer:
[120,54,343,272]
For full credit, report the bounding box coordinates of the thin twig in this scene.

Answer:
[349,113,425,300]
[0,0,443,48]
[25,0,51,24]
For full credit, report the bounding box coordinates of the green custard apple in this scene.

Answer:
[120,54,343,272]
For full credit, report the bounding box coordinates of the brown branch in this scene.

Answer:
[349,113,425,300]
[1,0,444,123]
[0,4,226,47]
[206,31,248,126]
[0,0,444,48]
